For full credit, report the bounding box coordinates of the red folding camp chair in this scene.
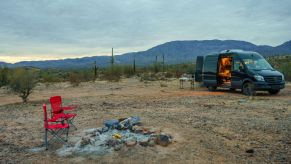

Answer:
[49,96,78,130]
[43,103,69,150]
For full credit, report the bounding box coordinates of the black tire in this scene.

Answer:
[207,86,217,92]
[268,89,280,95]
[242,82,256,96]
[230,88,236,92]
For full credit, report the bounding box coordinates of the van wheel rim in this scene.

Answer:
[244,83,253,95]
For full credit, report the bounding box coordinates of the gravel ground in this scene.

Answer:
[0,78,290,163]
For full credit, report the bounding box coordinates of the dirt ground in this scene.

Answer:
[0,78,290,163]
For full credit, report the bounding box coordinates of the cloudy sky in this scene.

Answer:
[0,0,291,63]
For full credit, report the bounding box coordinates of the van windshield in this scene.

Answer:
[242,54,273,70]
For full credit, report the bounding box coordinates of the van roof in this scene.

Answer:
[220,49,259,56]
[205,49,262,58]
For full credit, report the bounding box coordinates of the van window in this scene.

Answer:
[233,59,244,72]
[240,53,273,70]
[204,55,218,72]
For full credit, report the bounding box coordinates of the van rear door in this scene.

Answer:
[203,55,219,86]
[195,56,204,82]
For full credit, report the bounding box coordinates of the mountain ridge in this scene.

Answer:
[1,39,291,69]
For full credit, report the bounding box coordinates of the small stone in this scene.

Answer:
[156,134,172,146]
[148,140,156,147]
[125,137,137,147]
[114,144,122,151]
[246,149,254,154]
[106,139,121,147]
[101,127,109,133]
[139,139,149,147]
[84,128,98,135]
[149,134,158,142]
[80,137,91,147]
[148,127,158,134]
[132,125,143,133]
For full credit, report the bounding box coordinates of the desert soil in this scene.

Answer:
[0,78,290,163]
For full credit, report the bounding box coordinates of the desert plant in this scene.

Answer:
[9,68,39,102]
[68,72,82,86]
[102,66,122,82]
[0,66,9,87]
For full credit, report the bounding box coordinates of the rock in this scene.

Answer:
[106,139,121,147]
[149,134,158,141]
[148,127,158,134]
[142,127,150,135]
[156,134,172,146]
[80,137,92,147]
[118,118,127,122]
[101,127,109,133]
[84,128,98,135]
[246,149,254,154]
[125,137,137,147]
[113,144,122,151]
[132,125,143,133]
[139,139,149,147]
[148,140,156,147]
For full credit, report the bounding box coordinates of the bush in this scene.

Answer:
[68,72,82,86]
[102,66,122,82]
[9,68,39,102]
[122,65,135,78]
[0,66,9,87]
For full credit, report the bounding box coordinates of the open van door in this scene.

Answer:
[195,56,204,82]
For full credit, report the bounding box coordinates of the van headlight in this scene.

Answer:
[254,75,264,81]
[282,75,285,81]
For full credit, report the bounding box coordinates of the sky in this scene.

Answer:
[0,0,291,63]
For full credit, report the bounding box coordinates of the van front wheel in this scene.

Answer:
[207,86,217,92]
[242,82,256,96]
[268,89,280,95]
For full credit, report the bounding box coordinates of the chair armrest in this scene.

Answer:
[48,114,66,122]
[62,105,78,110]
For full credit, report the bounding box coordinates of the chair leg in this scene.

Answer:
[66,128,69,142]
[68,118,77,130]
[44,129,48,150]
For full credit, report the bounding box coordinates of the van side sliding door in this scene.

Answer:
[231,58,245,89]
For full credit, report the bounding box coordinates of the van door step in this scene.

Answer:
[220,84,231,88]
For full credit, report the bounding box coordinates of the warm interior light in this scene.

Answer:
[219,57,232,83]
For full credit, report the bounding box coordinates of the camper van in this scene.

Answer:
[195,50,285,95]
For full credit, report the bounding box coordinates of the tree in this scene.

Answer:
[9,68,38,103]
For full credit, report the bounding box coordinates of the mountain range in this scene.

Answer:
[1,39,291,69]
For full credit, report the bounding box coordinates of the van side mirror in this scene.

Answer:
[239,66,245,72]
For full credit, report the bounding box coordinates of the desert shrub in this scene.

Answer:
[140,73,158,81]
[102,66,122,82]
[279,62,291,81]
[164,72,174,78]
[9,68,39,102]
[121,65,135,78]
[267,55,291,81]
[68,72,82,86]
[41,71,63,82]
[159,81,168,87]
[0,66,9,87]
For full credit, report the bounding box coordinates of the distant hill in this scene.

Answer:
[1,39,291,69]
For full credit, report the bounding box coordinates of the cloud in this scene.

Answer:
[0,0,290,62]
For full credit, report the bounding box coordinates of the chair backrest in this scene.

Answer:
[50,96,62,114]
[43,103,48,129]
